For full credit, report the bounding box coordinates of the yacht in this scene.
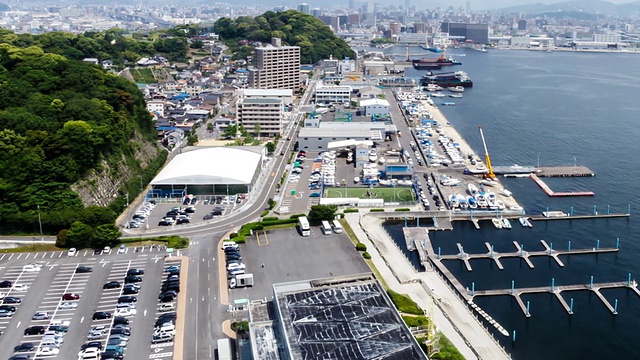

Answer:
[481,178,499,187]
[448,86,465,93]
[502,218,512,229]
[448,194,460,208]
[449,93,463,98]
[491,218,503,229]
[519,217,533,228]
[468,183,479,195]
[459,196,469,209]
[441,177,461,186]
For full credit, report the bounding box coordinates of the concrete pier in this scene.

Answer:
[436,239,617,271]
[530,174,595,197]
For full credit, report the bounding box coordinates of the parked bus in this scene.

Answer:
[331,220,343,234]
[217,338,232,360]
[298,216,311,236]
[321,220,332,235]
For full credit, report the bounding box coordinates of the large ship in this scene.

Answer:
[412,55,462,70]
[421,71,473,88]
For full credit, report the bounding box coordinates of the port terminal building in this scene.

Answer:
[148,146,265,197]
[248,274,429,360]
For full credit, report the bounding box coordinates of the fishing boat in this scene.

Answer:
[449,93,463,98]
[502,218,512,229]
[467,196,477,209]
[467,183,479,196]
[491,218,503,229]
[441,102,456,106]
[519,217,533,228]
[431,92,446,97]
[499,188,512,197]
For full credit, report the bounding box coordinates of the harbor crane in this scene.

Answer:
[478,127,495,178]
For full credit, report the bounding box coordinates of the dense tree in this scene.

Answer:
[308,204,338,223]
[92,224,122,248]
[65,221,94,248]
[214,10,355,64]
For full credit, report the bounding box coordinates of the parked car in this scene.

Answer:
[22,263,42,272]
[117,245,126,254]
[32,311,50,320]
[127,269,144,276]
[0,280,12,288]
[67,248,77,257]
[92,312,112,320]
[76,266,93,273]
[3,296,21,304]
[24,326,46,335]
[62,293,80,300]
[80,342,103,351]
[124,276,142,283]
[117,296,137,303]
[103,281,121,289]
[12,284,28,292]
[14,343,35,352]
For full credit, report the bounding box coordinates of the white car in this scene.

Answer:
[59,302,78,310]
[67,248,77,257]
[115,307,137,317]
[12,284,28,292]
[50,319,71,327]
[23,263,42,272]
[36,347,60,356]
[117,245,126,254]
[86,331,104,340]
[78,347,101,359]
[226,263,246,271]
[157,303,175,312]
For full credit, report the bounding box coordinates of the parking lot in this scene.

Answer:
[124,195,247,231]
[226,227,371,303]
[0,249,183,360]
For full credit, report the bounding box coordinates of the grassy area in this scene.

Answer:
[0,243,62,253]
[325,187,415,202]
[120,235,189,249]
[387,289,424,315]
[129,68,156,84]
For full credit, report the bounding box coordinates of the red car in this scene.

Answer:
[62,293,79,300]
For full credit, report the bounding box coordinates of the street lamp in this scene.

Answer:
[139,175,144,192]
[537,152,541,167]
[573,156,577,167]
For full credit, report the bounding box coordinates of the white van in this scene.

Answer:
[331,220,343,234]
[321,221,332,235]
[221,241,239,250]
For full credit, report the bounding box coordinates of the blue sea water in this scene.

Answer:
[383,48,640,360]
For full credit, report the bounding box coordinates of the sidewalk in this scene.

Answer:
[344,213,512,360]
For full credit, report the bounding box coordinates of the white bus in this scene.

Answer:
[331,220,343,234]
[217,338,232,360]
[298,216,311,236]
[321,220,332,235]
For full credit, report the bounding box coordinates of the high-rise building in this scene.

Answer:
[311,8,322,17]
[518,20,527,31]
[441,22,488,44]
[297,3,310,14]
[249,38,301,91]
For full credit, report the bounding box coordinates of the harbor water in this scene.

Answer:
[381,48,640,360]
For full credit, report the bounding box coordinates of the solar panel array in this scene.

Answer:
[283,282,426,360]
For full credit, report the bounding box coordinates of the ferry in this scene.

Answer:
[421,71,473,88]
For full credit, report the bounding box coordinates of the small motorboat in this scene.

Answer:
[441,102,456,106]
[491,218,503,229]
[502,218,512,229]
[499,188,512,197]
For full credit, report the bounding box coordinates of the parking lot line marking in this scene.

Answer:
[16,320,20,327]
[25,253,31,259]
[80,316,84,323]
[58,252,62,258]
[16,254,22,259]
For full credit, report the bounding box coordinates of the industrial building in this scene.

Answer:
[249,38,301,91]
[360,98,390,116]
[315,83,352,104]
[298,121,396,150]
[249,274,429,360]
[149,147,265,197]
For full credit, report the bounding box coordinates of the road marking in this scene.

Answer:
[80,316,84,323]
[16,321,20,327]
[149,352,173,358]
[8,254,14,260]
[144,310,147,316]
[0,254,4,260]
[202,296,205,302]
[150,343,173,348]
[16,254,22,259]
[58,252,62,258]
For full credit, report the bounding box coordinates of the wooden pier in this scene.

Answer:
[436,240,618,271]
[530,174,595,197]
[471,280,640,317]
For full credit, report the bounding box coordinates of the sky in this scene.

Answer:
[430,0,635,10]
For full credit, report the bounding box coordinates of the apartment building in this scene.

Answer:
[249,38,301,91]
[236,98,284,138]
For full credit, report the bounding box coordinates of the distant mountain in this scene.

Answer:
[498,0,640,16]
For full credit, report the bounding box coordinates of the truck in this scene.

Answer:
[229,273,254,289]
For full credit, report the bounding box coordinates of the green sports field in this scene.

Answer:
[324,187,415,202]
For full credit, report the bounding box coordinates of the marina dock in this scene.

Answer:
[436,240,618,271]
[536,166,595,177]
[530,174,594,197]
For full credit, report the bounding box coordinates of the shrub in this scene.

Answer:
[402,315,430,328]
[260,210,270,217]
[395,208,410,212]
[229,232,239,239]
[267,198,276,209]
[387,289,423,315]
[362,252,371,259]
[370,208,385,212]
[234,238,246,244]
[289,214,305,219]
[263,216,279,222]
[261,219,298,226]
[343,208,359,213]
[355,243,367,251]
[253,224,264,231]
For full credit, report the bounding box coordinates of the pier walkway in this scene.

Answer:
[437,240,619,271]
[471,280,640,317]
[530,174,595,197]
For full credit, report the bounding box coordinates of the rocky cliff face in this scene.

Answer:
[71,132,161,207]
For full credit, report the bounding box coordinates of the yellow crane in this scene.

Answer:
[478,127,495,178]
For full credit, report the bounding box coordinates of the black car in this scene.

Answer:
[13,343,35,352]
[103,281,121,289]
[8,355,30,360]
[159,290,177,299]
[76,266,93,273]
[81,341,103,351]
[127,269,144,276]
[225,253,242,261]
[112,316,129,325]
[158,219,173,226]
[182,197,190,205]
[93,249,103,255]
[0,280,12,288]
[203,213,214,220]
[2,296,21,304]
[155,313,176,325]
[190,197,198,205]
[159,294,176,303]
[24,326,45,335]
[184,206,196,213]
[101,351,124,359]
[92,312,112,320]
[0,305,16,312]
[122,287,138,295]
[176,218,190,225]
[117,296,137,303]
[162,284,180,293]
[124,276,142,283]
[110,328,131,336]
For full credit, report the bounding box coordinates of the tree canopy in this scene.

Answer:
[0,43,156,238]
[214,10,356,64]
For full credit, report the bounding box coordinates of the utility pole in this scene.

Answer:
[37,205,43,250]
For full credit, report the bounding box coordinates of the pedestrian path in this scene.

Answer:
[344,213,512,360]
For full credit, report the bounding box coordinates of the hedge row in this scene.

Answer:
[343,208,359,213]
[395,208,411,212]
[263,216,279,221]
[370,208,385,212]
[229,219,299,242]
[289,214,306,219]
[260,210,270,217]
[387,289,423,315]
[121,236,189,249]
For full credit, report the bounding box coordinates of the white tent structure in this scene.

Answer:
[150,147,263,197]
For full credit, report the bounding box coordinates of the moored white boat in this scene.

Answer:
[476,192,488,207]
[431,92,446,97]
[468,183,479,195]
[502,218,512,229]
[467,196,477,209]
[448,86,465,93]
[481,178,499,187]
[499,188,512,197]
[518,217,533,228]
[491,218,503,229]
